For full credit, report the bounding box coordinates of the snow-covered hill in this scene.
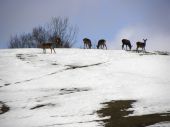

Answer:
[0,48,170,127]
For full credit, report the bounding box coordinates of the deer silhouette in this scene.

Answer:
[97,39,107,50]
[83,38,92,49]
[122,39,132,51]
[136,39,147,52]
[40,37,62,54]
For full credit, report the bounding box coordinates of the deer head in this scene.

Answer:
[55,37,62,46]
[129,45,133,50]
[143,39,147,43]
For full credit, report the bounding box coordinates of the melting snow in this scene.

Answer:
[0,48,170,127]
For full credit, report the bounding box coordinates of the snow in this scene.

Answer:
[0,48,170,127]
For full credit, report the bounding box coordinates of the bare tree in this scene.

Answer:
[9,35,20,48]
[8,17,78,48]
[32,26,48,47]
[9,33,35,48]
[47,17,78,48]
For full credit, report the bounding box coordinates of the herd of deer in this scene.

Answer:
[83,38,107,50]
[40,36,147,53]
[122,38,147,52]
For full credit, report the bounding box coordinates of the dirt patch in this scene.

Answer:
[97,100,170,127]
[27,54,37,57]
[15,81,21,84]
[65,62,104,70]
[139,51,170,56]
[139,52,157,56]
[30,103,55,110]
[48,62,105,76]
[16,54,37,61]
[16,54,26,61]
[51,63,58,65]
[4,83,11,86]
[0,101,10,114]
[155,51,170,55]
[59,87,90,95]
[130,50,170,56]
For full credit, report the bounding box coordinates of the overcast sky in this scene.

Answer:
[0,0,170,51]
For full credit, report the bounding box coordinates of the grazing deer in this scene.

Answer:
[97,39,107,50]
[83,38,92,49]
[136,39,147,52]
[41,37,62,54]
[122,39,132,51]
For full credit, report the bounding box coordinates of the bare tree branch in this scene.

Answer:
[8,17,78,48]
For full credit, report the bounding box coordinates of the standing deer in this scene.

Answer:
[136,39,147,52]
[122,39,132,51]
[83,38,92,49]
[97,39,107,50]
[41,37,62,54]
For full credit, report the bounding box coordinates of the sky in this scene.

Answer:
[0,0,170,51]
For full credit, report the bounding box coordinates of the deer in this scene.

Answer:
[136,39,147,52]
[83,38,92,49]
[122,39,132,51]
[40,37,62,54]
[97,39,107,50]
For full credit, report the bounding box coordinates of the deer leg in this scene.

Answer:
[105,44,107,50]
[43,48,46,54]
[85,43,87,49]
[104,45,106,50]
[53,48,56,53]
[136,47,138,53]
[51,48,52,54]
[122,44,124,50]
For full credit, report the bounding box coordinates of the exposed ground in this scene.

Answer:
[97,100,170,127]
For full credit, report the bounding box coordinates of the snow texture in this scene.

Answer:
[0,48,170,127]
